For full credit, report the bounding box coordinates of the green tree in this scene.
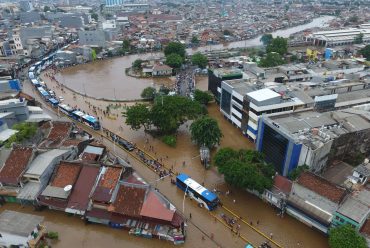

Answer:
[164,42,186,59]
[122,39,131,52]
[123,104,151,131]
[348,15,358,23]
[43,6,51,12]
[329,225,367,248]
[260,33,273,46]
[141,87,156,100]
[259,52,285,67]
[214,148,238,168]
[165,53,183,68]
[288,165,309,180]
[150,95,203,134]
[91,49,97,60]
[266,36,288,55]
[191,52,208,68]
[4,123,37,148]
[223,30,232,36]
[132,59,143,70]
[91,12,98,22]
[191,36,199,44]
[354,33,364,44]
[190,116,223,148]
[215,148,275,193]
[193,89,213,105]
[360,45,370,61]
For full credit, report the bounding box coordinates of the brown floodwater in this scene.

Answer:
[20,71,329,248]
[56,15,334,100]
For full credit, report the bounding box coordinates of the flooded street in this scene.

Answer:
[8,15,336,248]
[56,16,334,100]
[19,71,329,248]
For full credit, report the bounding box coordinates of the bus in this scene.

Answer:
[37,87,50,99]
[81,114,100,130]
[176,173,219,210]
[48,98,59,108]
[58,104,74,116]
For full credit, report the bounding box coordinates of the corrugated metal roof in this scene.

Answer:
[25,149,70,177]
[41,185,70,199]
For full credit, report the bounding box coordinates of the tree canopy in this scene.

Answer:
[259,52,285,67]
[223,30,233,36]
[124,95,204,134]
[191,52,208,68]
[132,59,143,70]
[191,36,199,44]
[164,42,186,59]
[260,33,273,46]
[141,87,156,100]
[165,53,183,68]
[193,89,213,105]
[359,45,370,61]
[122,39,131,52]
[43,6,51,12]
[4,122,37,148]
[123,103,150,131]
[288,164,309,180]
[329,225,367,248]
[214,148,275,193]
[354,33,364,44]
[190,116,223,148]
[266,36,288,55]
[91,12,98,22]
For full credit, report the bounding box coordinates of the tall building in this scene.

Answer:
[19,0,33,12]
[105,0,124,6]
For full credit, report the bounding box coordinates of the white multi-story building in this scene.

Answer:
[307,28,370,47]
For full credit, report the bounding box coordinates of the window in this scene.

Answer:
[221,89,231,115]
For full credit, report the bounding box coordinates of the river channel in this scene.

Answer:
[56,15,335,100]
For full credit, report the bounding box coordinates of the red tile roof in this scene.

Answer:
[108,185,146,218]
[140,191,174,222]
[274,175,292,195]
[0,147,33,185]
[50,162,81,188]
[99,167,122,189]
[86,208,111,220]
[92,167,122,203]
[297,172,347,203]
[360,219,370,237]
[40,122,71,148]
[81,152,99,161]
[67,165,100,212]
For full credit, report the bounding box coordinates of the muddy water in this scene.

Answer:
[57,53,174,101]
[30,71,329,248]
[56,16,334,100]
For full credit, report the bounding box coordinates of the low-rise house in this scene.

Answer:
[80,144,105,162]
[152,64,173,76]
[0,147,34,203]
[38,161,82,211]
[262,175,292,210]
[65,165,100,215]
[39,121,73,149]
[332,189,370,230]
[286,172,347,234]
[0,210,45,248]
[349,161,370,185]
[17,149,75,205]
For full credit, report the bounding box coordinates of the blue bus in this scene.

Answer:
[71,110,100,130]
[176,173,219,210]
[82,114,100,130]
[58,104,74,116]
[48,98,59,107]
[37,87,50,99]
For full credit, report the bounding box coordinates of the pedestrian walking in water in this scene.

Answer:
[189,213,192,219]
[257,220,260,225]
[233,199,236,204]
[270,233,273,239]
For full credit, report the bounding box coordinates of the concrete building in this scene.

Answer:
[78,30,106,47]
[20,26,52,46]
[19,0,33,12]
[60,14,85,29]
[278,65,313,83]
[0,210,44,247]
[287,172,347,234]
[332,189,370,230]
[20,11,41,24]
[307,28,370,47]
[208,68,243,103]
[256,108,370,176]
[152,64,173,76]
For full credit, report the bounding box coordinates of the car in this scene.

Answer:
[118,139,135,151]
[58,96,64,101]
